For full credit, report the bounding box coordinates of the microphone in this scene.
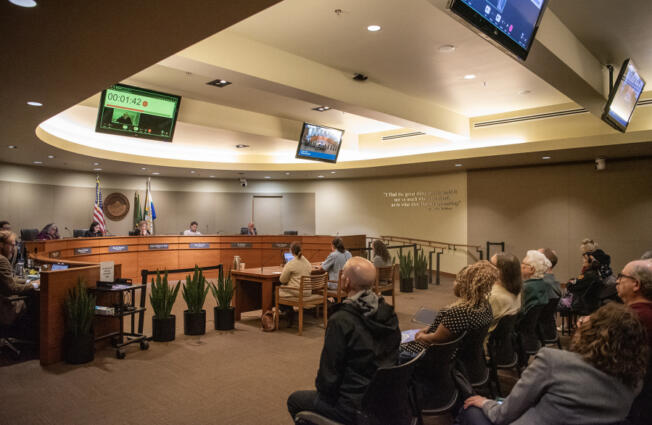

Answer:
[64,226,72,237]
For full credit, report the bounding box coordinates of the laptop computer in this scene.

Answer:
[283,252,294,263]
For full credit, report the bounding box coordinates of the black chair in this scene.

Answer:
[457,324,495,398]
[516,304,545,366]
[284,230,299,235]
[19,228,39,241]
[0,295,35,360]
[537,298,562,349]
[240,227,249,235]
[413,331,467,417]
[487,314,520,396]
[73,229,86,238]
[295,350,425,425]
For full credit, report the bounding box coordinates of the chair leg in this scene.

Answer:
[275,299,280,330]
[323,299,328,328]
[298,307,303,336]
[0,338,21,358]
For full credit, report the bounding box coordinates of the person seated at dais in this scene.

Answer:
[247,222,257,236]
[371,239,392,268]
[37,223,60,240]
[278,242,312,325]
[131,220,151,236]
[183,221,201,236]
[320,238,352,290]
[488,253,522,332]
[84,221,104,238]
[458,303,648,425]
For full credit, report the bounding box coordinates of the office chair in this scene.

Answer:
[0,295,35,360]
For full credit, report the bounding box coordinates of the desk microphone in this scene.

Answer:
[64,226,72,237]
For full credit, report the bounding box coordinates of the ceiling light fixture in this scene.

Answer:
[47,155,55,159]
[9,0,37,8]
[317,175,325,178]
[152,172,160,175]
[207,79,232,88]
[542,156,551,160]
[464,74,476,80]
[519,89,532,95]
[26,101,43,106]
[330,171,336,174]
[455,163,463,167]
[93,162,100,166]
[285,172,291,175]
[93,168,102,171]
[438,44,456,53]
[367,25,381,32]
[8,145,17,149]
[32,161,42,164]
[235,144,250,149]
[209,175,215,178]
[312,106,331,112]
[141,167,147,170]
[190,170,196,174]
[264,176,271,179]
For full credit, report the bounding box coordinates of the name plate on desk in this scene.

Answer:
[109,245,128,252]
[189,243,210,249]
[231,242,252,248]
[272,243,290,248]
[148,244,169,250]
[74,247,92,255]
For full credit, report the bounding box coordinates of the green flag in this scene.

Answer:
[133,192,142,228]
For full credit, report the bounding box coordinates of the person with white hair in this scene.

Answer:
[520,250,551,315]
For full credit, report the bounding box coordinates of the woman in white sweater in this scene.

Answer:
[278,242,312,324]
[487,253,522,332]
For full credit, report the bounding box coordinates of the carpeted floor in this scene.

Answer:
[0,276,531,425]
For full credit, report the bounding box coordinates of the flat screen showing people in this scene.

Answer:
[95,83,181,142]
[296,122,344,163]
[450,0,549,60]
[284,252,294,263]
[602,59,646,133]
[51,264,69,271]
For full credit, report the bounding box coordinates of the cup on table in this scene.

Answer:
[239,263,245,270]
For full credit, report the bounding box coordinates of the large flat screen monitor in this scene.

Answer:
[450,0,549,60]
[95,84,181,142]
[602,59,646,133]
[296,122,344,163]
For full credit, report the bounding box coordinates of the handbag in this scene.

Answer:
[261,309,277,332]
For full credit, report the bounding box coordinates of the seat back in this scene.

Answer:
[414,331,466,413]
[518,304,544,353]
[375,265,396,290]
[20,228,39,241]
[300,273,328,293]
[537,297,559,342]
[359,351,424,425]
[488,314,518,367]
[457,324,491,386]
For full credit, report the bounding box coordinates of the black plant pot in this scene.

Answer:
[63,332,95,364]
[400,277,414,293]
[415,275,429,290]
[152,315,176,342]
[214,307,235,331]
[184,310,206,335]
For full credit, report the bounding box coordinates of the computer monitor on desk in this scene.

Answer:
[240,227,249,235]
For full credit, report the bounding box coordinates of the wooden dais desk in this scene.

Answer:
[231,264,321,320]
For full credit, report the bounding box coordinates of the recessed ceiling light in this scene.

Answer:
[207,79,232,88]
[312,106,331,112]
[152,172,160,175]
[8,145,17,149]
[264,176,271,179]
[32,161,42,164]
[464,74,476,80]
[317,175,325,178]
[542,156,551,160]
[26,101,43,106]
[47,155,55,159]
[93,162,100,166]
[455,163,463,167]
[209,175,215,178]
[330,171,336,174]
[438,44,456,53]
[93,168,102,171]
[519,89,532,95]
[367,25,381,32]
[285,172,291,175]
[141,167,147,170]
[235,144,250,149]
[190,170,196,174]
[10,0,37,8]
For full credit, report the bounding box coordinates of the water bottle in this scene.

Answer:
[15,260,25,277]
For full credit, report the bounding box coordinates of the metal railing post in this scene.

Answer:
[428,250,434,284]
[436,250,442,286]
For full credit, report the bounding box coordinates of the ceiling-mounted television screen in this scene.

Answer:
[602,59,646,133]
[95,84,181,142]
[296,123,344,163]
[449,0,549,60]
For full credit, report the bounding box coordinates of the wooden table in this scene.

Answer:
[231,264,321,320]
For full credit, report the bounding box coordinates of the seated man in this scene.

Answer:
[287,257,400,424]
[183,221,201,236]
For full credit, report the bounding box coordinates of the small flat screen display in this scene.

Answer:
[95,83,181,142]
[284,252,294,263]
[51,264,69,271]
[296,122,344,163]
[450,0,549,60]
[602,59,646,133]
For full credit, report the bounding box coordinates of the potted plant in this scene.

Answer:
[399,251,414,293]
[63,278,96,364]
[211,268,235,331]
[414,249,429,289]
[182,265,209,335]
[150,270,180,342]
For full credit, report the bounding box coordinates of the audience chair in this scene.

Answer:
[413,331,467,418]
[537,297,562,349]
[516,304,545,366]
[19,228,39,242]
[457,324,495,398]
[326,269,345,303]
[374,264,397,305]
[295,351,425,425]
[275,273,328,335]
[0,295,35,360]
[486,314,521,397]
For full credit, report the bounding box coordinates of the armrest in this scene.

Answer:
[4,295,30,301]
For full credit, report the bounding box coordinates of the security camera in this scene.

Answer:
[595,158,606,171]
[239,178,248,187]
[353,73,368,81]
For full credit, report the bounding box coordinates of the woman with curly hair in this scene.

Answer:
[400,260,498,359]
[458,303,648,425]
[371,239,392,268]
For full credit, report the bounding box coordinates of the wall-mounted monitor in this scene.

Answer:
[95,84,181,142]
[296,122,344,163]
[602,59,646,133]
[449,0,549,60]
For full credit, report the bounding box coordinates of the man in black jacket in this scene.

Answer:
[287,257,401,424]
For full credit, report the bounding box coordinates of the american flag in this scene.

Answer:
[93,176,106,234]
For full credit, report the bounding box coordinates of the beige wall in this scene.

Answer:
[467,158,652,281]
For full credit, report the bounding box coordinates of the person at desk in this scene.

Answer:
[0,230,37,334]
[37,223,60,240]
[247,222,257,236]
[116,112,133,126]
[131,220,151,236]
[0,221,10,231]
[278,242,312,325]
[84,221,104,238]
[183,221,201,236]
[320,238,352,290]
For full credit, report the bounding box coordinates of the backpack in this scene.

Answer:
[261,309,277,332]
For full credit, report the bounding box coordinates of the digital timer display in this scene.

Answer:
[95,83,181,142]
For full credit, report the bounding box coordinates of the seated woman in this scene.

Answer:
[131,220,151,236]
[372,239,392,268]
[320,238,352,290]
[567,250,609,315]
[488,253,522,332]
[458,303,648,425]
[278,242,313,325]
[36,223,60,240]
[84,221,103,238]
[520,250,550,315]
[400,261,497,359]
